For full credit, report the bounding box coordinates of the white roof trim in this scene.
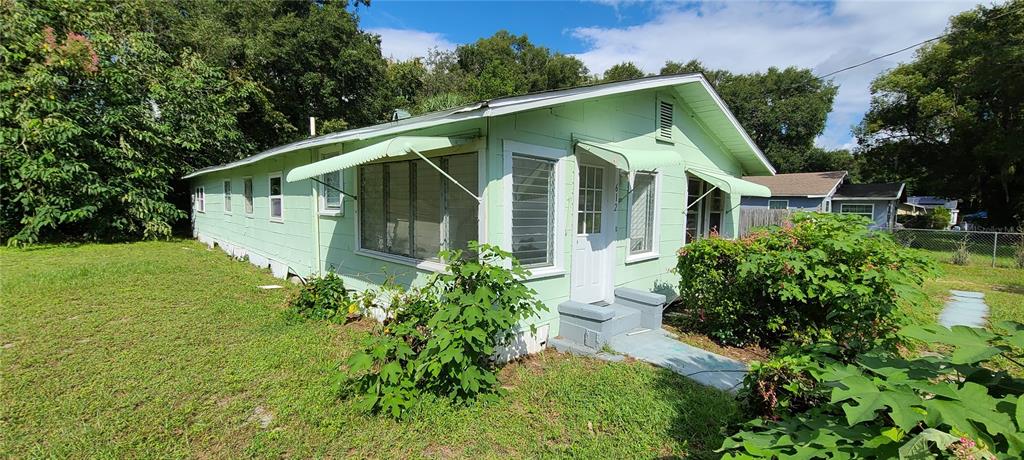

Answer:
[184,73,774,179]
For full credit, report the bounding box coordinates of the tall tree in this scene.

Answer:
[856,0,1023,226]
[662,61,839,173]
[1,0,253,243]
[137,0,390,146]
[453,30,589,100]
[602,62,646,82]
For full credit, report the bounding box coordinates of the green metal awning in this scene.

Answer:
[285,136,473,183]
[574,139,685,173]
[687,167,771,197]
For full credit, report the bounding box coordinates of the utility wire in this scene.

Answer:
[814,2,1023,81]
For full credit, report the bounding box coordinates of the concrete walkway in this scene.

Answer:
[607,329,747,392]
[939,290,989,328]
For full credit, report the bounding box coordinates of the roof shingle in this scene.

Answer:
[741,171,847,197]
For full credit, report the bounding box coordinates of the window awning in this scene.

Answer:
[285,136,473,183]
[574,139,685,173]
[687,167,771,197]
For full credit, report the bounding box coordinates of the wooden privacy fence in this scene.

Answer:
[739,208,792,236]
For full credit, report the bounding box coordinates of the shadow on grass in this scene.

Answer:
[647,365,742,459]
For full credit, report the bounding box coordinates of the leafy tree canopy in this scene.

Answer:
[662,60,845,174]
[601,62,647,82]
[856,0,1024,226]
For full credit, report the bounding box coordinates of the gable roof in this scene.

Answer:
[740,171,848,197]
[184,73,775,179]
[833,182,905,200]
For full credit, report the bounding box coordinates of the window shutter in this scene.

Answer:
[656,99,673,142]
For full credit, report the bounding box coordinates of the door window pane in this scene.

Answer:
[577,165,604,235]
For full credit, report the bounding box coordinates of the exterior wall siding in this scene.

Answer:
[189,86,763,347]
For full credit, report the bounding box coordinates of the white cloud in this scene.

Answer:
[572,0,982,149]
[368,27,456,61]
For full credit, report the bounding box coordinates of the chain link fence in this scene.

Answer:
[886,228,1024,268]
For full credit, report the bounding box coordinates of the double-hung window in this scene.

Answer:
[628,172,657,257]
[194,186,205,213]
[840,203,873,220]
[510,154,556,268]
[223,180,232,213]
[319,154,343,215]
[359,152,478,261]
[243,177,254,215]
[269,173,283,221]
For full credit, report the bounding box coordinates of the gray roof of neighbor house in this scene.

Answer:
[183,73,776,179]
[740,171,848,197]
[833,182,906,200]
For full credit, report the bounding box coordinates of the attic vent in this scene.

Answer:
[656,99,673,142]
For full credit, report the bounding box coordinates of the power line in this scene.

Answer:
[815,2,1023,81]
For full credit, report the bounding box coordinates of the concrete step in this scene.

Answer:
[604,304,642,338]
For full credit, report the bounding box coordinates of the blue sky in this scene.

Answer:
[358,0,982,150]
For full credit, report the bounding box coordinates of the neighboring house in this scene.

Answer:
[741,172,905,229]
[904,196,960,227]
[184,74,775,355]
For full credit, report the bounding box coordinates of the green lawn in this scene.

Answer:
[916,259,1024,326]
[0,241,737,458]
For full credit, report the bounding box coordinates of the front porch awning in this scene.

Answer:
[285,136,473,183]
[575,140,685,174]
[687,168,771,198]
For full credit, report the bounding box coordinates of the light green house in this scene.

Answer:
[184,74,774,355]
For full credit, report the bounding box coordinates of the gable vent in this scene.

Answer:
[657,99,673,142]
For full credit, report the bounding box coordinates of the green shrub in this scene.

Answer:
[342,242,547,418]
[902,207,952,229]
[738,349,829,420]
[675,212,937,355]
[721,323,1024,458]
[289,272,351,322]
[1014,237,1024,269]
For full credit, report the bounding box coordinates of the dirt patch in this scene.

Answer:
[248,405,274,428]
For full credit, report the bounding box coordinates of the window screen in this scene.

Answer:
[359,153,478,261]
[511,155,555,267]
[629,172,656,255]
[243,178,253,214]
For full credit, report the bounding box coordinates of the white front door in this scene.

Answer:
[571,163,612,303]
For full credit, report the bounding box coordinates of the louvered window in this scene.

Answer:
[656,99,673,142]
[511,154,555,268]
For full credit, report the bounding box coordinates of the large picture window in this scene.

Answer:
[511,154,555,268]
[359,153,478,261]
[628,172,657,256]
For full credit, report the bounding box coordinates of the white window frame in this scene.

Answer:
[243,176,254,216]
[768,199,789,210]
[502,140,567,279]
[223,179,232,214]
[318,153,344,217]
[268,172,283,223]
[194,186,205,213]
[840,203,874,220]
[353,149,484,273]
[626,170,662,263]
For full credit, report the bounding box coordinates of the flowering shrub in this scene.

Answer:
[340,242,546,418]
[721,323,1024,459]
[674,213,937,355]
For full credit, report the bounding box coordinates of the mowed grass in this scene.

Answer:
[912,257,1024,327]
[0,241,737,458]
